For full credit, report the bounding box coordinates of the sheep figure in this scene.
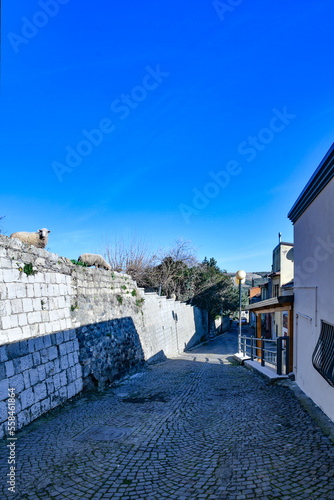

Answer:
[78,253,111,271]
[10,228,50,249]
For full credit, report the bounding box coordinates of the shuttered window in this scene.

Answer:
[312,320,334,387]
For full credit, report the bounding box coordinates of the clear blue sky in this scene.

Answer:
[1,0,334,272]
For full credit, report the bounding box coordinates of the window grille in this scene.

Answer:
[312,320,334,387]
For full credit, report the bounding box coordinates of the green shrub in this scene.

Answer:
[71,259,88,267]
[23,263,37,276]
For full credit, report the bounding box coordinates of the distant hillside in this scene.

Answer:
[228,271,269,289]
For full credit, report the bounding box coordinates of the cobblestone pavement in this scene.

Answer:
[1,325,334,500]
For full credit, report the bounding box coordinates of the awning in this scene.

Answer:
[246,295,294,314]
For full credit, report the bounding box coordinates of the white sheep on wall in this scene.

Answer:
[78,253,111,271]
[10,228,50,249]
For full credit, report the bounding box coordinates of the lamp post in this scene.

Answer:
[236,269,246,353]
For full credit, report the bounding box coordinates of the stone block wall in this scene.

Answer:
[0,238,72,345]
[77,317,145,389]
[0,329,83,438]
[0,234,208,435]
[222,315,231,333]
[210,315,231,338]
[140,294,207,362]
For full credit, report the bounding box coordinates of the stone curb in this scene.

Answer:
[243,359,288,382]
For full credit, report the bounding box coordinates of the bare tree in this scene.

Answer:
[102,237,198,294]
[103,236,154,284]
[102,236,238,316]
[146,239,198,297]
[155,239,198,267]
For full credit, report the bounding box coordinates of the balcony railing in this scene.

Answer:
[240,335,290,376]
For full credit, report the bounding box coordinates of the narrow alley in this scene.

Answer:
[1,325,333,500]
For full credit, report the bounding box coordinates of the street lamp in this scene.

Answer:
[236,269,246,353]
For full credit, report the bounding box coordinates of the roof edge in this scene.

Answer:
[246,295,294,311]
[288,143,334,223]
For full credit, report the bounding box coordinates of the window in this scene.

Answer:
[312,320,334,387]
[272,246,281,273]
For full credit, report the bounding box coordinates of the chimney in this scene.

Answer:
[278,232,282,244]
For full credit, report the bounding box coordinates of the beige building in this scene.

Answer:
[247,239,295,374]
[269,241,294,339]
[288,142,334,422]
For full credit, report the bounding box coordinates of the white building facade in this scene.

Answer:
[288,143,334,422]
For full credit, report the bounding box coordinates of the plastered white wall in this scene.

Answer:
[293,178,334,422]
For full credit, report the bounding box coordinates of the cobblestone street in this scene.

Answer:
[1,324,334,500]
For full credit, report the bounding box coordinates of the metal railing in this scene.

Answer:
[240,335,290,376]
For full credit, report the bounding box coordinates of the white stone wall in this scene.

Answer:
[0,235,208,435]
[139,294,205,362]
[293,178,334,423]
[0,330,83,439]
[0,239,72,345]
[0,234,207,362]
